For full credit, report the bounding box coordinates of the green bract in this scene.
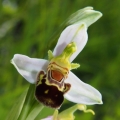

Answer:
[67,7,102,27]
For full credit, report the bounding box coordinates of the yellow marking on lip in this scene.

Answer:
[44,89,49,94]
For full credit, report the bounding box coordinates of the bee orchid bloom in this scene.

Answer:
[11,7,103,108]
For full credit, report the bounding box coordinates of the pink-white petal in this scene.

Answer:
[64,71,103,105]
[11,54,49,83]
[53,23,88,62]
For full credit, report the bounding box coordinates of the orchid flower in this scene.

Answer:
[11,7,103,109]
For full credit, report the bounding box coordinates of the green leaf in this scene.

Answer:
[35,107,54,120]
[26,102,44,120]
[17,84,36,120]
[6,89,27,120]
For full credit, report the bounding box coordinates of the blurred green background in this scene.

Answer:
[0,0,120,120]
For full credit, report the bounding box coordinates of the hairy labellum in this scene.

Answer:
[35,42,79,108]
[35,69,71,108]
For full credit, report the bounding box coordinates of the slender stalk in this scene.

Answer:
[17,84,35,120]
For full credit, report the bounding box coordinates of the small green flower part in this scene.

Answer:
[48,42,80,71]
[42,104,95,120]
[58,104,95,120]
[67,7,102,27]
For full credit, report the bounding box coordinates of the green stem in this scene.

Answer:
[17,84,35,120]
[26,103,44,120]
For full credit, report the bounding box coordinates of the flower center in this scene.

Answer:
[48,42,80,70]
[51,70,64,82]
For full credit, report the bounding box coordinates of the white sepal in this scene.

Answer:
[11,54,49,83]
[64,71,103,105]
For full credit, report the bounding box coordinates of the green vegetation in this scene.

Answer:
[0,0,120,119]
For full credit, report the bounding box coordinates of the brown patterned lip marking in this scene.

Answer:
[47,70,64,88]
[51,70,64,82]
[63,83,71,94]
[35,79,64,108]
[47,62,69,80]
